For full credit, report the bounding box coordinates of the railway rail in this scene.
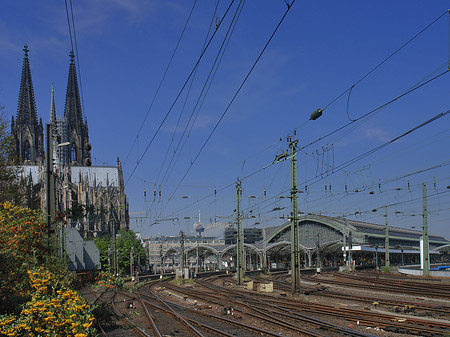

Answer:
[193,275,450,336]
[304,272,450,299]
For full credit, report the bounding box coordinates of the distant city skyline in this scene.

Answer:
[1,1,449,238]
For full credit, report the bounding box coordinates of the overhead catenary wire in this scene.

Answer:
[125,0,237,187]
[161,63,450,223]
[156,0,246,191]
[146,0,243,222]
[64,0,86,121]
[159,0,297,215]
[123,0,199,166]
[322,10,449,112]
[141,7,450,229]
[153,0,219,186]
[68,0,86,121]
[208,109,450,223]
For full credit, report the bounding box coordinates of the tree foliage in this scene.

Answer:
[0,202,97,336]
[0,110,38,207]
[0,202,47,314]
[94,229,147,275]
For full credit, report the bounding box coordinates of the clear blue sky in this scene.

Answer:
[1,1,449,239]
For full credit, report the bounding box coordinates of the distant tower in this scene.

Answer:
[49,84,67,169]
[193,210,204,237]
[11,44,44,164]
[63,50,91,166]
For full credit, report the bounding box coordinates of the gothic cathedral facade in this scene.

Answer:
[12,45,129,237]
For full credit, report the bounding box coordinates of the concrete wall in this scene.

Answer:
[398,265,450,278]
[65,228,100,271]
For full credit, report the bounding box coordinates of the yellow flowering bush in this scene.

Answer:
[0,267,97,337]
[0,202,47,313]
[95,271,115,288]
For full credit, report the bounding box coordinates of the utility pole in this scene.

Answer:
[348,231,353,269]
[46,123,57,253]
[384,206,390,269]
[137,252,140,282]
[288,135,301,294]
[180,230,185,283]
[316,232,321,269]
[343,227,347,266]
[375,244,379,270]
[263,226,267,273]
[112,221,117,276]
[130,244,134,278]
[236,180,244,285]
[195,240,199,276]
[422,183,430,276]
[108,243,111,273]
[159,243,163,276]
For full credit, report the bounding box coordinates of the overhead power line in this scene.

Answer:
[322,10,449,112]
[125,0,237,187]
[123,0,199,166]
[159,0,297,215]
[64,0,86,120]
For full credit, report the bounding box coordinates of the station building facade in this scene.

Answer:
[146,214,449,273]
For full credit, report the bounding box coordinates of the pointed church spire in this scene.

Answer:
[17,44,38,127]
[50,83,56,125]
[64,50,83,128]
[63,50,90,166]
[12,44,44,164]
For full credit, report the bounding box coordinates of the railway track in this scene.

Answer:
[270,273,450,318]
[81,270,450,336]
[139,290,296,336]
[193,275,450,336]
[156,278,376,337]
[304,272,450,299]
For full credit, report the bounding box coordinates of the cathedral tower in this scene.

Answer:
[63,50,91,166]
[11,44,44,164]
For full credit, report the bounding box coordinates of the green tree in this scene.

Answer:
[93,235,111,271]
[94,229,147,275]
[0,110,39,208]
[0,110,23,205]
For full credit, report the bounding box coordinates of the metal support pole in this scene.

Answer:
[108,243,111,273]
[384,206,390,269]
[316,232,320,269]
[289,136,301,294]
[348,231,353,269]
[263,227,267,273]
[423,183,430,276]
[137,253,140,281]
[375,244,379,270]
[46,123,57,253]
[130,244,134,278]
[236,180,244,285]
[343,228,347,266]
[180,230,185,282]
[195,241,199,276]
[112,222,117,275]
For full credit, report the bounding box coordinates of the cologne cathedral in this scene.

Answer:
[11,45,129,237]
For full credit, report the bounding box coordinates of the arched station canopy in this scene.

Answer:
[185,245,220,259]
[265,215,353,249]
[221,243,262,260]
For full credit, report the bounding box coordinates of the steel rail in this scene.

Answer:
[140,296,235,337]
[196,276,450,336]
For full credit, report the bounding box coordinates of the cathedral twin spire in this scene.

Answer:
[12,44,44,164]
[13,45,90,167]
